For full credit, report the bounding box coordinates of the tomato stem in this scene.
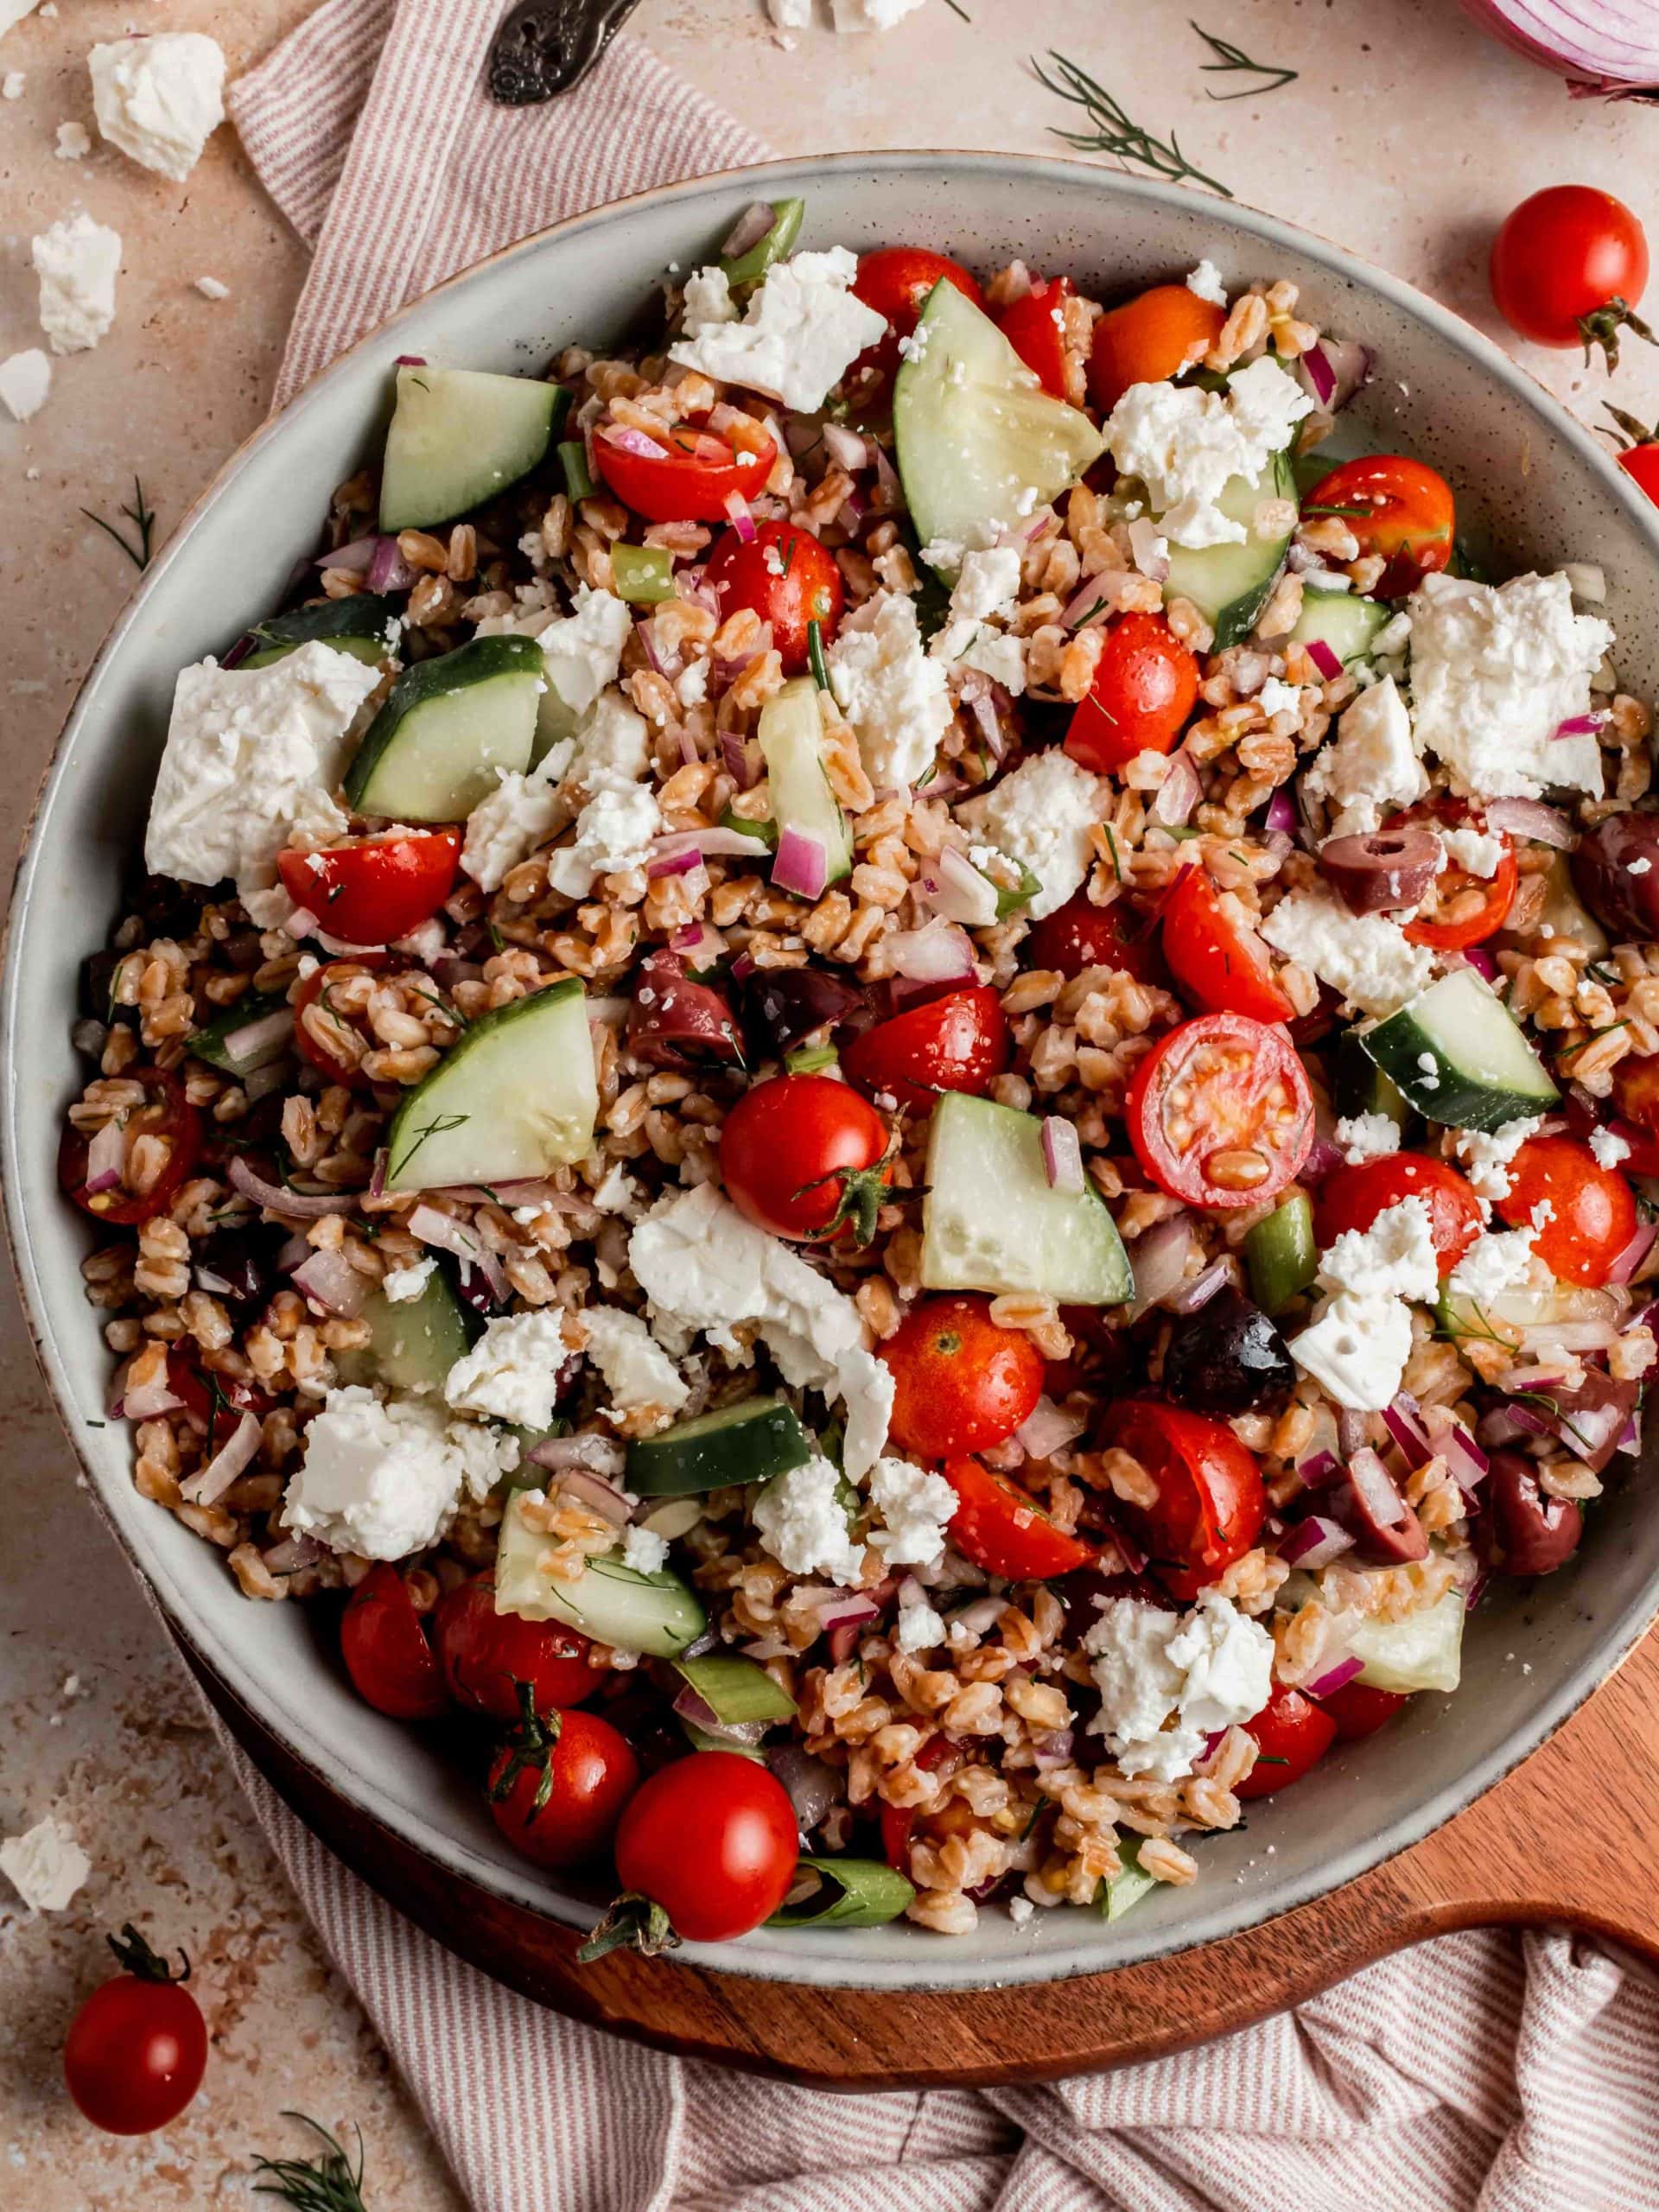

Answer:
[486,1679,565,1815]
[1604,401,1659,452]
[105,1922,191,1984]
[575,1891,679,1964]
[1578,296,1655,372]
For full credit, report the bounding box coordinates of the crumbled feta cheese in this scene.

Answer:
[31,213,121,354]
[957,750,1109,919]
[675,658,709,709]
[0,1817,89,1911]
[826,589,952,789]
[381,1256,436,1305]
[671,244,887,413]
[1630,856,1653,877]
[444,1309,571,1429]
[592,1161,645,1217]
[1259,882,1434,1018]
[752,1453,865,1585]
[89,33,226,181]
[1334,1109,1402,1166]
[1301,677,1426,836]
[566,685,652,793]
[621,1524,670,1574]
[1436,823,1504,879]
[460,738,575,893]
[1289,1289,1416,1413]
[1530,1198,1556,1234]
[1103,357,1312,550]
[547,780,662,898]
[1453,1116,1543,1207]
[578,1306,690,1428]
[948,545,1022,626]
[1255,676,1304,720]
[867,1456,957,1567]
[1084,1592,1274,1784]
[282,1386,516,1558]
[1008,1893,1036,1926]
[830,0,926,26]
[477,584,632,734]
[144,645,381,918]
[681,264,735,327]
[1407,570,1615,799]
[54,119,90,159]
[1185,258,1228,307]
[1321,1196,1440,1302]
[1447,1227,1546,1303]
[0,347,50,422]
[1590,1126,1631,1169]
[895,1594,946,1651]
[194,274,230,301]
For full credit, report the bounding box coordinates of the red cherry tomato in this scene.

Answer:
[718,1072,891,1243]
[1126,1013,1313,1211]
[1608,418,1659,509]
[877,1737,963,1871]
[290,954,389,1090]
[1065,612,1200,774]
[1024,889,1167,986]
[995,275,1076,399]
[849,245,984,398]
[1234,1681,1338,1799]
[593,421,777,524]
[1087,283,1225,414]
[276,829,461,945]
[703,518,844,675]
[1100,1400,1266,1601]
[1313,1154,1484,1280]
[880,1294,1046,1459]
[165,1354,274,1456]
[1301,454,1455,599]
[59,1069,202,1228]
[339,1564,449,1719]
[610,1751,799,1943]
[1496,1135,1638,1287]
[1160,868,1295,1024]
[840,983,1009,1116]
[1382,798,1516,952]
[432,1571,602,1720]
[942,1455,1096,1580]
[1491,186,1649,361]
[64,1928,208,2136]
[486,1694,640,1872]
[1319,1680,1408,1742]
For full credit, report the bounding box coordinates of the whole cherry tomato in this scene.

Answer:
[290,954,390,1090]
[849,245,984,398]
[718,1072,892,1244]
[1160,868,1295,1024]
[432,1571,602,1720]
[340,1562,450,1719]
[841,983,1009,1116]
[995,274,1076,399]
[276,830,461,946]
[1126,1013,1313,1211]
[1234,1681,1338,1799]
[1382,798,1517,952]
[1313,1154,1484,1279]
[1065,612,1200,775]
[1024,888,1168,985]
[594,420,777,524]
[1319,1680,1408,1742]
[942,1455,1097,1580]
[703,517,844,675]
[1491,186,1650,365]
[588,1751,799,1950]
[1496,1135,1638,1287]
[1301,454,1455,599]
[64,1926,208,2136]
[1087,283,1225,414]
[1100,1400,1266,1601]
[59,1070,202,1228]
[1605,407,1659,509]
[880,1294,1046,1459]
[486,1685,641,1872]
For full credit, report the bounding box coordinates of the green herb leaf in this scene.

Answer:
[80,474,156,571]
[767,1855,916,1928]
[1190,20,1298,99]
[251,2113,370,2212]
[1035,51,1233,198]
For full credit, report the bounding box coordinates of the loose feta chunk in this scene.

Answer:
[1452,1116,1544,1206]
[1407,570,1615,799]
[460,738,575,893]
[830,0,926,26]
[547,780,662,899]
[948,546,1022,626]
[0,346,50,422]
[1301,677,1426,836]
[1447,1227,1546,1302]
[281,1386,516,1558]
[867,1455,957,1567]
[0,1816,90,1911]
[1260,883,1434,1019]
[670,244,887,413]
[444,1309,572,1429]
[1103,357,1312,550]
[956,750,1109,919]
[1319,1195,1439,1303]
[89,33,225,180]
[894,1590,947,1651]
[2,71,24,99]
[1084,1592,1274,1783]
[752,1453,866,1585]
[826,589,952,790]
[54,120,90,159]
[1334,1110,1401,1166]
[566,686,651,793]
[1589,1126,1630,1169]
[1288,1289,1415,1413]
[592,1161,645,1217]
[194,274,230,301]
[622,1524,670,1573]
[1185,258,1228,306]
[1436,823,1504,878]
[1255,676,1305,720]
[381,1257,436,1304]
[32,213,121,354]
[578,1306,690,1429]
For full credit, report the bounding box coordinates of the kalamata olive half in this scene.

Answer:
[627,948,745,1071]
[1333,1446,1429,1566]
[1541,1370,1639,1475]
[1571,813,1659,940]
[1476,1450,1584,1577]
[193,1225,287,1307]
[738,963,867,1058]
[1161,1289,1295,1414]
[1318,827,1441,915]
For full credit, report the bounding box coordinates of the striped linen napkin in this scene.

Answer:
[224,7,1659,2204]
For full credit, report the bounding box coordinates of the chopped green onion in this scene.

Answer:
[767,1855,916,1929]
[785,1043,838,1075]
[807,617,830,692]
[991,856,1044,920]
[673,1652,797,1724]
[719,197,806,289]
[612,543,675,605]
[558,438,596,503]
[1244,1192,1316,1316]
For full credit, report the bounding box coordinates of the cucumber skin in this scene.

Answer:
[343,633,543,817]
[334,1269,474,1395]
[1289,588,1389,667]
[1163,447,1296,651]
[254,594,403,649]
[1334,1029,1408,1128]
[1360,996,1559,1133]
[627,1397,812,1496]
[379,367,568,532]
[1244,1195,1316,1317]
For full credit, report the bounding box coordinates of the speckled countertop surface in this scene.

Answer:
[3,1,1657,2202]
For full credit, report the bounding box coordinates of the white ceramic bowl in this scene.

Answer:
[9,153,1659,1993]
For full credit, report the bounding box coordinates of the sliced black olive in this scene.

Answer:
[627,948,745,1071]
[738,963,867,1058]
[1318,827,1441,915]
[1161,1289,1294,1414]
[1476,1450,1583,1577]
[1571,813,1659,940]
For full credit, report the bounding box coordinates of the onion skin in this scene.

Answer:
[1458,0,1659,86]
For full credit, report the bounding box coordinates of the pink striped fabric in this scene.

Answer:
[221,10,1659,2207]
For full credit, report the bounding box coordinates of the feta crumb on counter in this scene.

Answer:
[54,119,90,159]
[281,1387,517,1559]
[31,213,121,354]
[3,73,25,100]
[826,589,953,790]
[622,1525,671,1574]
[1334,1109,1402,1166]
[444,1309,571,1429]
[1103,356,1312,550]
[1185,258,1228,306]
[0,347,51,423]
[89,33,226,181]
[1301,677,1426,836]
[670,245,887,414]
[1085,1592,1274,1784]
[753,1454,867,1585]
[957,749,1110,919]
[578,1306,690,1428]
[868,1456,957,1567]
[0,1816,90,1912]
[1259,882,1434,1019]
[194,274,230,301]
[830,0,926,26]
[381,1257,436,1305]
[1453,1116,1544,1207]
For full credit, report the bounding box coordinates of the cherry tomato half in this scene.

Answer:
[1384,798,1516,952]
[719,1072,891,1243]
[1611,425,1659,510]
[1313,1154,1484,1279]
[486,1696,640,1872]
[841,983,1009,1116]
[59,1069,203,1227]
[1127,1014,1313,1211]
[432,1571,602,1720]
[1319,1680,1408,1742]
[1234,1681,1338,1799]
[1087,283,1224,415]
[1496,1135,1638,1287]
[64,1928,208,2136]
[880,1294,1046,1459]
[1100,1400,1266,1601]
[849,246,984,398]
[276,830,461,946]
[703,518,843,675]
[340,1563,449,1719]
[291,954,389,1090]
[1491,186,1649,363]
[594,421,777,524]
[1065,612,1200,775]
[995,275,1076,400]
[612,1751,799,1942]
[1024,889,1168,986]
[943,1455,1097,1580]
[1160,868,1294,1024]
[1301,454,1455,599]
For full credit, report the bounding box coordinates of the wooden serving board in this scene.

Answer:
[183,1626,1659,2091]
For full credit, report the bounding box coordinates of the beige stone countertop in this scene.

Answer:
[2,1,1657,2204]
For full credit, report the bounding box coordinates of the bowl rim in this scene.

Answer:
[9,146,1659,1994]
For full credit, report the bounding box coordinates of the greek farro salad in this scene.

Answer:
[65,202,1659,1952]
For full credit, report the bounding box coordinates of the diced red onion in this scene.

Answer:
[406,1203,510,1303]
[1168,1258,1230,1315]
[1304,638,1343,682]
[962,679,1006,760]
[1126,515,1170,582]
[261,1533,325,1573]
[526,1432,627,1478]
[394,353,427,367]
[719,200,775,259]
[367,536,416,594]
[1618,1414,1642,1456]
[671,1681,770,1744]
[1300,1135,1344,1185]
[180,1411,263,1507]
[920,844,999,928]
[1304,1651,1364,1700]
[1554,709,1609,739]
[84,1118,126,1197]
[1263,785,1298,836]
[1300,342,1338,407]
[1040,1116,1085,1195]
[1295,1447,1341,1489]
[670,922,728,964]
[600,422,669,461]
[1014,1394,1089,1459]
[228,1155,351,1220]
[723,489,758,543]
[1129,1212,1197,1314]
[291,1248,372,1319]
[766,1745,841,1835]
[556,1469,634,1527]
[1279,1514,1357,1570]
[770,826,830,901]
[1484,797,1575,849]
[721,732,760,789]
[1151,749,1202,828]
[1436,1418,1490,1493]
[870,442,903,512]
[219,1007,296,1069]
[1381,1391,1435,1468]
[886,918,976,984]
[116,1360,188,1422]
[1608,1219,1658,1285]
[1518,1319,1621,1352]
[651,825,771,864]
[822,421,873,473]
[1059,570,1131,630]
[283,906,320,941]
[645,846,702,881]
[315,536,376,574]
[1348,1446,1407,1527]
[635,618,670,678]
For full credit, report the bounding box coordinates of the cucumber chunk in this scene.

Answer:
[379,366,567,533]
[334,1267,474,1395]
[245,594,403,670]
[673,1653,796,1724]
[1099,1838,1157,1923]
[920,1093,1132,1305]
[894,280,1105,557]
[1288,588,1389,668]
[1244,1194,1316,1317]
[494,1491,706,1657]
[1348,1584,1465,1694]
[757,677,852,884]
[1359,969,1559,1131]
[767,1856,915,1929]
[383,976,598,1192]
[345,634,543,822]
[1435,1279,1559,1355]
[1162,446,1296,650]
[1334,1028,1409,1128]
[627,1396,812,1496]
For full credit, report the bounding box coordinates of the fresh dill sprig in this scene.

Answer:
[1191,20,1298,99]
[251,2114,370,2211]
[80,474,156,571]
[1034,53,1233,200]
[941,0,971,17]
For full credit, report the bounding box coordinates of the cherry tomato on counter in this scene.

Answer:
[487,1685,640,1872]
[1496,1134,1638,1287]
[276,830,461,946]
[840,983,1009,1116]
[1382,798,1516,952]
[1313,1154,1484,1279]
[582,1751,799,1954]
[290,954,389,1090]
[340,1563,451,1719]
[1024,888,1167,986]
[1087,283,1225,414]
[1234,1681,1338,1799]
[719,1072,892,1243]
[59,1069,202,1228]
[1491,186,1650,366]
[1159,867,1295,1024]
[1065,612,1200,775]
[64,1926,208,2136]
[1126,1013,1313,1211]
[1301,454,1455,598]
[1099,1400,1266,1602]
[432,1571,603,1721]
[1319,1681,1409,1743]
[848,246,984,399]
[703,517,843,675]
[880,1294,1046,1459]
[942,1455,1097,1580]
[593,419,777,524]
[995,274,1077,399]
